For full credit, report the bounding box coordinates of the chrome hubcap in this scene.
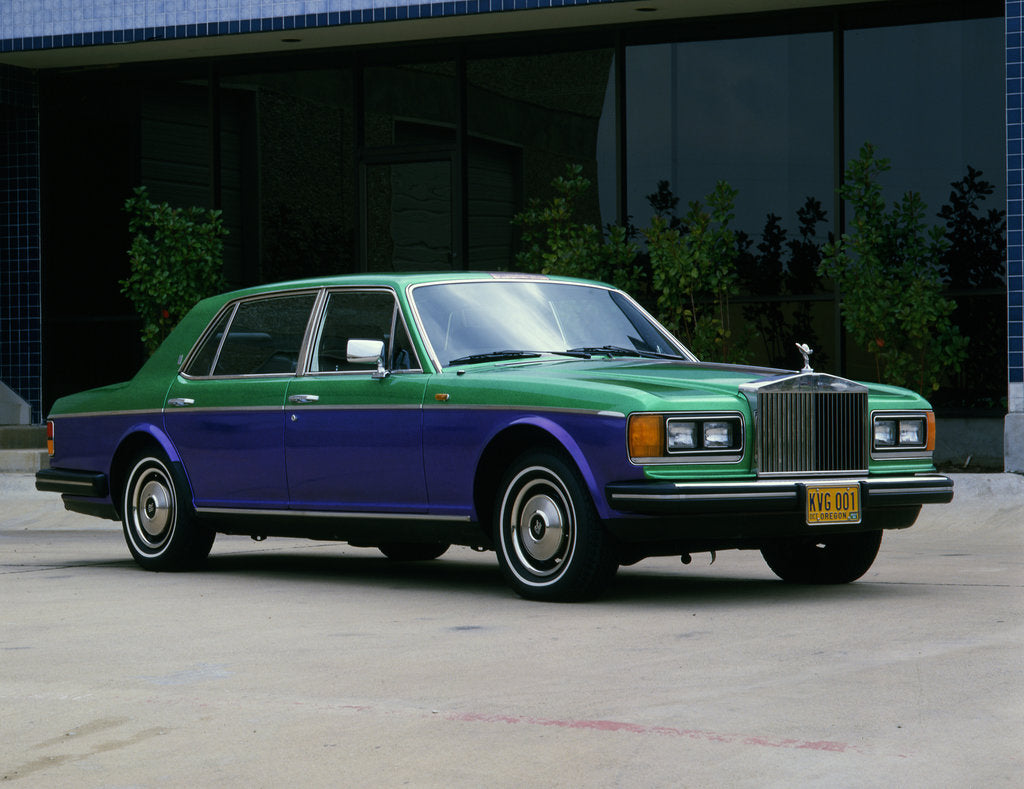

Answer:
[504,469,575,578]
[518,493,565,563]
[129,464,174,550]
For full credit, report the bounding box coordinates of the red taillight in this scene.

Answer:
[46,420,54,456]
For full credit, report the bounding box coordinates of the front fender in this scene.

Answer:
[503,414,607,512]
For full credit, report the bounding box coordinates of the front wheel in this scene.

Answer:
[121,452,214,571]
[494,451,617,602]
[761,530,882,584]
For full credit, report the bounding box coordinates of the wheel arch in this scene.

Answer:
[473,418,600,530]
[109,426,189,518]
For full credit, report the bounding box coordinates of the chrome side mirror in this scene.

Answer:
[346,339,389,379]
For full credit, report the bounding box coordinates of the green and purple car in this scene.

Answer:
[36,272,953,600]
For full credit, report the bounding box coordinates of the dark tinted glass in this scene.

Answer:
[212,294,316,376]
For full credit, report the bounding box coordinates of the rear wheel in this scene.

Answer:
[494,450,617,602]
[121,452,214,570]
[761,530,882,584]
[378,543,449,561]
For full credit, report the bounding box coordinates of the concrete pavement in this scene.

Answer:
[0,472,1021,787]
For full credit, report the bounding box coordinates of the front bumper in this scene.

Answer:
[603,474,953,547]
[606,474,953,515]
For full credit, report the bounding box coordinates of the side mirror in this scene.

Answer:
[346,339,389,379]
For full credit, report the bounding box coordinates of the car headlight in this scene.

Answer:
[872,412,934,455]
[629,413,743,463]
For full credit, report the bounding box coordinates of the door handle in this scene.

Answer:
[167,398,195,407]
[288,394,320,404]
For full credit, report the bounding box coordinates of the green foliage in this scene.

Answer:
[513,169,748,362]
[121,186,228,355]
[646,181,746,362]
[738,198,830,369]
[935,166,1007,409]
[512,164,642,292]
[819,143,967,392]
[937,165,1006,290]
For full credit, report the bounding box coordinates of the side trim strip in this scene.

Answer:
[50,404,626,420]
[47,409,163,420]
[195,506,472,523]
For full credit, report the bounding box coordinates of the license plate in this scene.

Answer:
[805,484,861,525]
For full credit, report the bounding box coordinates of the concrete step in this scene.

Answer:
[0,448,49,473]
[0,425,47,449]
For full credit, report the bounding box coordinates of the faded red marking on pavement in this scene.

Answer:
[446,712,861,754]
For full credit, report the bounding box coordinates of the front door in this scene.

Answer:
[284,288,428,512]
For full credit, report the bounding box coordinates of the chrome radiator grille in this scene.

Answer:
[756,389,868,475]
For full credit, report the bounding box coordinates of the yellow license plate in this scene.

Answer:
[805,484,861,525]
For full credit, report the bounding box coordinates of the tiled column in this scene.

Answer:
[1007,3,1024,471]
[0,65,42,424]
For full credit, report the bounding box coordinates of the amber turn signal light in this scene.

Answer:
[628,414,664,459]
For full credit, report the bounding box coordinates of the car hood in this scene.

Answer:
[444,357,931,414]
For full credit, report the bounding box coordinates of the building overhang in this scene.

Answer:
[0,0,888,70]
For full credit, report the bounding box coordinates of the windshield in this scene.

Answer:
[410,280,693,368]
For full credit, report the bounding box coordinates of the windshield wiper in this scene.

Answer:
[568,345,682,360]
[447,350,543,366]
[447,349,596,366]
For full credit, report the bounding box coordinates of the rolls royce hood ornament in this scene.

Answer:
[795,342,814,373]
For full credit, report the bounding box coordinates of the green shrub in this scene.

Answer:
[121,186,228,355]
[819,143,967,392]
[646,181,747,362]
[512,164,642,293]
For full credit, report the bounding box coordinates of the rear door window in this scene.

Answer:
[184,293,317,377]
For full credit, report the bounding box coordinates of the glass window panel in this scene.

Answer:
[311,290,419,373]
[626,34,833,242]
[365,160,453,271]
[211,69,356,282]
[468,50,618,257]
[845,18,1004,219]
[184,308,233,377]
[364,63,457,148]
[213,294,316,376]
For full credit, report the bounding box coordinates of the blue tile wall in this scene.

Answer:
[1010,2,1023,404]
[0,65,42,423]
[0,0,622,52]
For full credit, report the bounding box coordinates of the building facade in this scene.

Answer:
[0,0,1014,464]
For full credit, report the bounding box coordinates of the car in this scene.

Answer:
[36,272,953,600]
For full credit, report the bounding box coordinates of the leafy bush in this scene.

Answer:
[646,181,746,361]
[819,143,967,392]
[512,168,746,362]
[512,164,642,293]
[121,186,228,354]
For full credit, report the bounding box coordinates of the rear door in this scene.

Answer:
[164,291,318,509]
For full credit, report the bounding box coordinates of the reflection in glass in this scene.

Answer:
[365,160,453,271]
[468,50,617,251]
[626,35,832,237]
[412,280,688,367]
[845,18,1004,215]
[364,64,457,147]
[213,294,316,377]
[218,69,355,282]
